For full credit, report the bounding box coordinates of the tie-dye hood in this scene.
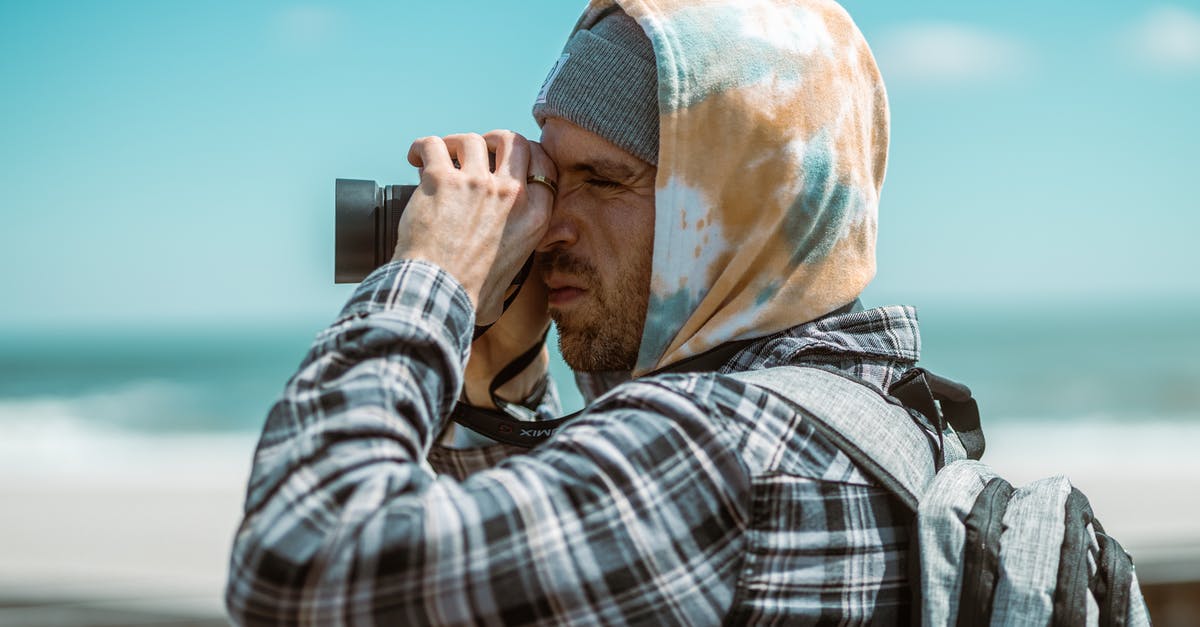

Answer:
[550,0,889,378]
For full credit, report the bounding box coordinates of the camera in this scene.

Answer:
[334,179,416,283]
[333,172,533,299]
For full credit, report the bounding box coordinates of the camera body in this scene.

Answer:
[334,179,416,283]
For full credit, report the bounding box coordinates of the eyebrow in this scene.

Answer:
[565,158,638,181]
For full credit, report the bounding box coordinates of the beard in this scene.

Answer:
[538,249,650,372]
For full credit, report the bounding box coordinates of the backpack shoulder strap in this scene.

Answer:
[728,365,954,511]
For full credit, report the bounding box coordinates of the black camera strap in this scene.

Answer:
[450,324,582,447]
[451,402,577,448]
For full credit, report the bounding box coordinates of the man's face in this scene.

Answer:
[536,117,656,372]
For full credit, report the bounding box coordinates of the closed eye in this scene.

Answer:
[587,178,621,189]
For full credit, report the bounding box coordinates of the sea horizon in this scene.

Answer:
[3,298,1199,436]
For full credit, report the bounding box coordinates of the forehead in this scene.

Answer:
[539,117,643,172]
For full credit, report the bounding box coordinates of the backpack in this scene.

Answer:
[730,365,1152,626]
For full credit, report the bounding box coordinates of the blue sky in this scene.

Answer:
[1,1,1198,331]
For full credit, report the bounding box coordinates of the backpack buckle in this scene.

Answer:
[889,368,985,461]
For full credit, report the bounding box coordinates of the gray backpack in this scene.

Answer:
[731,365,1151,626]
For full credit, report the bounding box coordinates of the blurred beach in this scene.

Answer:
[1,305,1199,624]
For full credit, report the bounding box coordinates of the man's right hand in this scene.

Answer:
[392,130,556,326]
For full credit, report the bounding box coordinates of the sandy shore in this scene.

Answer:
[0,431,254,624]
[1,423,1197,624]
[983,422,1200,585]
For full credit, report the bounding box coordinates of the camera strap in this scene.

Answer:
[451,401,578,448]
[450,324,582,447]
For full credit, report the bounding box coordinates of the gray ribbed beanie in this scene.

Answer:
[532,9,659,165]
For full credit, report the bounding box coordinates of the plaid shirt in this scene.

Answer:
[226,260,922,625]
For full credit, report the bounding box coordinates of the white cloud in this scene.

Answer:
[272,6,343,51]
[872,22,1030,86]
[1125,5,1200,72]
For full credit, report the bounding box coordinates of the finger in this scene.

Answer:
[527,141,558,180]
[524,142,558,206]
[484,130,530,182]
[442,133,490,175]
[407,136,453,171]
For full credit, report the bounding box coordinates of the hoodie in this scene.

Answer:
[554,0,890,381]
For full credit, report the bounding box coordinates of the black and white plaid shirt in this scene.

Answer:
[226,260,922,625]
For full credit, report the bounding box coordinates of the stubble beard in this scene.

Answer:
[540,250,650,372]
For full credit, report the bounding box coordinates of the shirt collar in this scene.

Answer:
[574,300,920,401]
[719,304,921,375]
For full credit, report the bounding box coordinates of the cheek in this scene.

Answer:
[632,197,656,272]
[606,200,653,256]
[585,193,655,281]
[618,197,655,295]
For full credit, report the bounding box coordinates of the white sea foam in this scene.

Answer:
[0,379,204,426]
[0,382,257,489]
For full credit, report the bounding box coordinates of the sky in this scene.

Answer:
[1,0,1198,332]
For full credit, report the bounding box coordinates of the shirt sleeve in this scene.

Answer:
[225,260,752,626]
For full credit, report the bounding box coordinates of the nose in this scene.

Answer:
[535,190,579,252]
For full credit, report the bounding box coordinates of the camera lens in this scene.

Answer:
[334,179,416,283]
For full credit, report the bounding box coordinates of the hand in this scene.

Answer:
[393,130,556,325]
[462,262,551,409]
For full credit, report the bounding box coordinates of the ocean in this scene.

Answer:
[2,303,1198,469]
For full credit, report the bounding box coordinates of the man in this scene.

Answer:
[227,1,913,624]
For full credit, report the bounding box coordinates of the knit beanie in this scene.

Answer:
[532,9,659,165]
